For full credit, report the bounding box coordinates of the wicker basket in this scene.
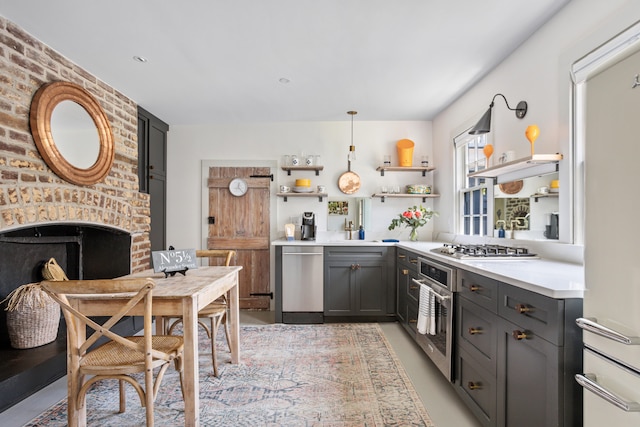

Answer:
[41,257,69,281]
[1,258,67,349]
[3,282,61,349]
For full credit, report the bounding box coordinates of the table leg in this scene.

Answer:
[228,274,240,364]
[67,311,85,427]
[182,296,199,426]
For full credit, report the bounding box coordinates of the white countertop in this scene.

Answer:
[396,242,584,299]
[272,239,397,247]
[272,239,585,299]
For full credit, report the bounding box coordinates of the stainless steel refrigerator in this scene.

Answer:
[576,45,640,426]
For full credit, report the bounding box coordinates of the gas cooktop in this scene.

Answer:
[432,244,538,259]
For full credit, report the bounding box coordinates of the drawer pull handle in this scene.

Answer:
[515,303,532,314]
[409,285,419,290]
[576,317,640,345]
[402,269,409,275]
[468,327,483,335]
[576,373,640,412]
[398,254,406,259]
[409,319,417,324]
[470,285,481,292]
[512,330,528,340]
[410,258,418,264]
[467,381,482,390]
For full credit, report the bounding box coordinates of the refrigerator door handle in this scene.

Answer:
[576,317,640,345]
[576,373,640,412]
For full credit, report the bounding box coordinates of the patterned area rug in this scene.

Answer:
[24,323,435,426]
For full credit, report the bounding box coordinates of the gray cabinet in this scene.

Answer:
[395,247,420,331]
[455,270,582,427]
[323,246,394,320]
[137,107,169,253]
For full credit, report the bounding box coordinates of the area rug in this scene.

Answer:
[24,323,435,426]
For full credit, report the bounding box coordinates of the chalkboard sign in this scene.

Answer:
[152,248,198,276]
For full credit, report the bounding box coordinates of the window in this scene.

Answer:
[454,131,493,236]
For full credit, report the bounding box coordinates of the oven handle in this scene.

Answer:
[576,373,640,412]
[411,278,450,302]
[576,317,640,345]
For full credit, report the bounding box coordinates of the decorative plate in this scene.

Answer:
[498,180,523,195]
[338,171,361,194]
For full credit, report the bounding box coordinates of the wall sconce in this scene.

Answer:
[468,93,528,135]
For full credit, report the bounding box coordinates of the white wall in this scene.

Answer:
[432,0,640,247]
[166,120,433,249]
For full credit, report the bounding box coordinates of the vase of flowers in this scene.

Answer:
[388,205,437,241]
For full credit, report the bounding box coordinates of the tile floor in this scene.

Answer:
[1,311,481,427]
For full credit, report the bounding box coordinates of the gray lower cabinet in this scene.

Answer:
[395,247,420,332]
[324,246,394,320]
[455,270,583,427]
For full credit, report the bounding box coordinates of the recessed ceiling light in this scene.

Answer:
[133,56,148,63]
[279,77,291,84]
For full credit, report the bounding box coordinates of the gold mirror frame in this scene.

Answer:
[30,81,114,186]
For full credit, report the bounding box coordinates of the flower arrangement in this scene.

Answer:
[388,205,438,241]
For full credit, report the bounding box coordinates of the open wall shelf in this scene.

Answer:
[467,154,562,180]
[371,193,440,202]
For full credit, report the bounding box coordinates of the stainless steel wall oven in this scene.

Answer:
[413,257,457,380]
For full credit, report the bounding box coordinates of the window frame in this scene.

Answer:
[454,130,494,237]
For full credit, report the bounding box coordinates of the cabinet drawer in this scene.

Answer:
[456,347,497,427]
[458,297,498,374]
[396,248,419,269]
[324,246,390,261]
[498,284,563,345]
[458,270,499,313]
[406,272,420,303]
[407,300,418,335]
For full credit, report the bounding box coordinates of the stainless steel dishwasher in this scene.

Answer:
[282,245,324,324]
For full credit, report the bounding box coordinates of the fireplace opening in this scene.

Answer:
[0,223,136,412]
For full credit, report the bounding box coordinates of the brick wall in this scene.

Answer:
[0,16,151,272]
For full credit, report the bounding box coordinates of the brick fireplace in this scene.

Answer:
[0,16,153,409]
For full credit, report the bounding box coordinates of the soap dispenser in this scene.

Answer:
[358,225,365,240]
[498,225,505,238]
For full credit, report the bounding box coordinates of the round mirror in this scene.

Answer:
[30,81,114,186]
[51,100,100,169]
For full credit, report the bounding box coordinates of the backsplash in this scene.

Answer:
[0,16,151,272]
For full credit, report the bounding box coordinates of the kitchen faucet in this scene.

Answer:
[345,219,354,240]
[509,220,519,239]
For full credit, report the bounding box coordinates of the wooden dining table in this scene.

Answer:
[67,265,242,427]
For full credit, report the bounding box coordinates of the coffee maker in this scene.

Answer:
[301,212,316,241]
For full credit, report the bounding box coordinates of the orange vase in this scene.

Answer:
[483,144,494,166]
[525,125,539,156]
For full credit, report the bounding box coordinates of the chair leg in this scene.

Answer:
[119,379,126,413]
[222,312,231,352]
[210,316,219,377]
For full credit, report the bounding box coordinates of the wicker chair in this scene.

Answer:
[167,249,235,376]
[41,278,184,427]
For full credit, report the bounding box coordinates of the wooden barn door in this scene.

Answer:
[206,166,271,309]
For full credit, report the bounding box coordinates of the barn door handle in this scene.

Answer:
[249,174,274,181]
[250,292,274,299]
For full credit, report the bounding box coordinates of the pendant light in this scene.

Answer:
[338,110,361,194]
[347,111,357,163]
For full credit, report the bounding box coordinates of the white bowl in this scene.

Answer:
[293,186,313,193]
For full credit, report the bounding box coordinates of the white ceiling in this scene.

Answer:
[0,0,570,125]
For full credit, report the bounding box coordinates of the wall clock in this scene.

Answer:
[229,178,248,196]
